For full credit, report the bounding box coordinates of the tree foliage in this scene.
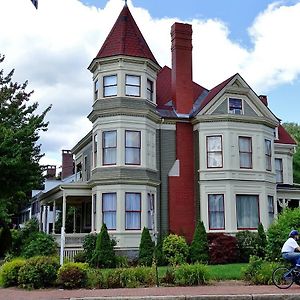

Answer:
[282,122,300,183]
[0,55,51,223]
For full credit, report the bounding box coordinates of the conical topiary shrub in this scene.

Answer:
[255,222,267,258]
[91,223,116,268]
[189,220,209,264]
[138,227,154,266]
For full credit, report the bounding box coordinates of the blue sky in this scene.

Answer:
[1,0,300,167]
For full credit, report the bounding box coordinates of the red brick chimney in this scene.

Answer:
[259,95,268,106]
[44,165,56,179]
[171,22,193,114]
[61,150,74,179]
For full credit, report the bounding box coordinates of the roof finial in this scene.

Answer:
[124,0,127,6]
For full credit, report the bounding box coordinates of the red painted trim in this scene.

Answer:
[102,130,117,166]
[103,74,118,98]
[102,192,117,230]
[125,74,141,97]
[208,194,225,230]
[206,135,223,168]
[238,136,252,169]
[125,130,141,165]
[125,192,141,230]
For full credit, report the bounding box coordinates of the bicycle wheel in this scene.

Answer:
[272,267,294,289]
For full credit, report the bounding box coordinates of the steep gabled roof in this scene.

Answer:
[276,125,297,145]
[95,5,159,65]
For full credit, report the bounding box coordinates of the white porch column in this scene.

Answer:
[278,198,290,209]
[60,189,66,266]
[52,200,56,234]
[44,205,48,233]
[62,191,67,229]
[39,205,43,231]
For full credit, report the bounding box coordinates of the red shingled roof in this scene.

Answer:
[276,125,297,145]
[199,74,236,110]
[95,5,158,65]
[156,66,207,108]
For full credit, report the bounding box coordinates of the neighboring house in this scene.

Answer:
[39,4,300,258]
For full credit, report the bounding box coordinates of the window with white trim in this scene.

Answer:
[239,136,252,169]
[93,134,98,167]
[208,194,225,230]
[265,139,272,171]
[275,158,283,183]
[94,79,99,100]
[103,131,117,165]
[125,130,141,165]
[125,193,141,230]
[268,195,274,225]
[236,195,259,229]
[102,193,116,230]
[147,79,153,101]
[103,75,117,97]
[93,194,97,231]
[147,193,154,229]
[125,75,140,97]
[229,98,243,115]
[207,136,223,168]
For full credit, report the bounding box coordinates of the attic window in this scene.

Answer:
[228,98,243,115]
[125,75,140,97]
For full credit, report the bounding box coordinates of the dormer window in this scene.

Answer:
[125,75,140,97]
[147,79,153,101]
[229,98,243,115]
[94,79,99,100]
[103,75,117,97]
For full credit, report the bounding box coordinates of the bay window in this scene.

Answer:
[268,195,274,225]
[265,139,272,171]
[147,79,153,101]
[208,194,225,230]
[102,193,116,230]
[103,130,117,165]
[125,193,141,230]
[125,75,140,97]
[103,75,117,97]
[239,136,252,169]
[147,193,154,229]
[207,136,223,168]
[125,130,141,165]
[236,195,259,229]
[94,79,99,100]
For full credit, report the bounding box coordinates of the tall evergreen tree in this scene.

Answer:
[190,220,209,263]
[138,227,154,266]
[255,222,267,258]
[0,55,51,223]
[92,223,116,268]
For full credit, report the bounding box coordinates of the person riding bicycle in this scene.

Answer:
[282,230,300,270]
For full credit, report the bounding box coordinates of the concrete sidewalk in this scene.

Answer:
[1,281,300,300]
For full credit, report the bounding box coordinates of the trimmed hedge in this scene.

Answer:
[57,262,89,289]
[0,258,26,287]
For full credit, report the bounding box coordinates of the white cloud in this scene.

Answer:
[1,0,300,166]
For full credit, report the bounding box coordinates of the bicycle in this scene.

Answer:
[272,265,300,289]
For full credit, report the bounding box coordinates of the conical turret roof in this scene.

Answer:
[95,5,159,66]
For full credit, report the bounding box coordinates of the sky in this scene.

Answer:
[1,0,300,170]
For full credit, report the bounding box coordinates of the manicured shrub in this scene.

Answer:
[0,226,12,257]
[91,224,116,268]
[83,233,97,264]
[0,258,25,287]
[160,268,175,285]
[208,233,238,264]
[162,234,189,266]
[105,269,123,288]
[236,230,257,262]
[242,255,279,285]
[255,223,267,259]
[173,263,210,286]
[57,262,88,289]
[266,208,300,261]
[138,227,154,266]
[10,229,22,256]
[189,220,209,264]
[18,256,59,289]
[21,232,58,258]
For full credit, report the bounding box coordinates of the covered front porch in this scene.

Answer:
[39,182,92,261]
[277,183,300,213]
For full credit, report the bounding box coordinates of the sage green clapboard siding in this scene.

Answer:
[91,167,159,185]
[211,98,257,117]
[158,129,176,236]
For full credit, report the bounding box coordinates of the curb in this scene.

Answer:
[71,294,300,300]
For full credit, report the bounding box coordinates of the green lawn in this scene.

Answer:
[158,263,247,281]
